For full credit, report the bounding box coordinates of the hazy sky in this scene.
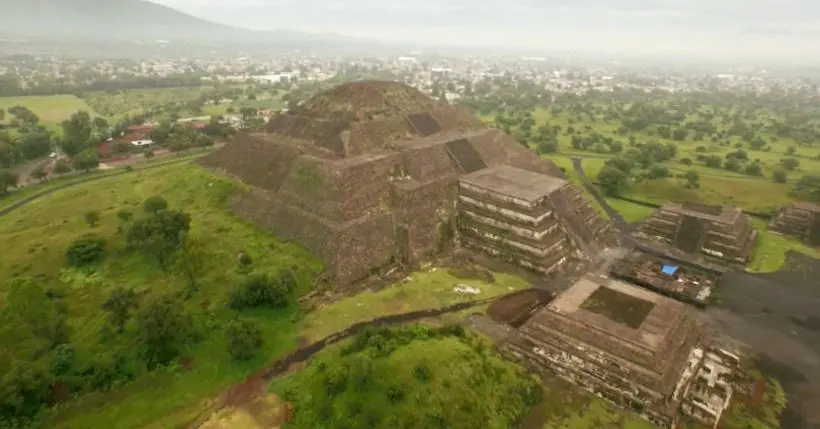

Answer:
[153,0,819,60]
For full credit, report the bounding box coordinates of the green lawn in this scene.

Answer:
[0,94,96,128]
[0,162,322,429]
[299,268,530,342]
[747,220,820,273]
[604,198,655,224]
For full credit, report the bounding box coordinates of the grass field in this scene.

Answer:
[0,94,96,129]
[748,220,820,273]
[0,151,211,212]
[299,268,529,342]
[0,162,321,429]
[484,105,820,217]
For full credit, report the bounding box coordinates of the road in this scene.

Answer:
[572,155,820,429]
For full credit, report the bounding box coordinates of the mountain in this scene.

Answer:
[0,0,358,48]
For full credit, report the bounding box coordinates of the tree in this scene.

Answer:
[786,146,797,156]
[143,149,154,160]
[178,232,206,298]
[66,235,106,267]
[680,158,693,166]
[126,208,191,270]
[53,159,71,174]
[780,157,800,171]
[646,164,669,179]
[772,170,788,183]
[72,148,99,172]
[143,195,168,214]
[102,287,139,333]
[19,130,52,160]
[704,155,722,168]
[135,294,192,366]
[228,272,294,310]
[84,211,100,227]
[791,175,820,202]
[684,170,700,188]
[0,169,19,194]
[60,111,94,156]
[535,138,558,155]
[597,166,629,196]
[0,108,4,122]
[744,163,763,177]
[194,134,215,148]
[225,319,264,361]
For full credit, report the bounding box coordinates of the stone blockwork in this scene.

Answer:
[458,166,615,276]
[769,202,820,247]
[200,80,616,284]
[635,202,756,265]
[499,275,737,429]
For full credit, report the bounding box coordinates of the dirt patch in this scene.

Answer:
[181,357,195,371]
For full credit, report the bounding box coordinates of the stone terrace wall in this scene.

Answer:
[331,214,396,284]
[336,153,401,222]
[391,176,459,261]
[278,155,342,221]
[431,104,484,130]
[347,115,417,156]
[399,141,458,183]
[229,190,336,261]
[197,134,305,192]
[469,129,565,178]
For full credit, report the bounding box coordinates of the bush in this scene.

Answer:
[225,318,264,361]
[227,272,294,310]
[66,236,106,267]
[142,196,168,214]
[84,210,100,227]
[773,170,788,183]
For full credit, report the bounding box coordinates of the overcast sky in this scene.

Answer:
[153,0,819,61]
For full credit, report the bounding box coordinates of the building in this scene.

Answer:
[502,274,737,428]
[635,202,756,265]
[609,250,723,307]
[768,202,820,246]
[458,165,615,276]
[199,81,616,284]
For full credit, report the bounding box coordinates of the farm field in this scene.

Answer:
[0,94,97,129]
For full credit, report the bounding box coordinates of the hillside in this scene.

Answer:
[0,0,288,44]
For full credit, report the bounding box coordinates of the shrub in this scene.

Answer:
[142,196,168,214]
[773,170,788,183]
[227,272,294,310]
[84,210,100,227]
[225,318,264,361]
[66,236,106,267]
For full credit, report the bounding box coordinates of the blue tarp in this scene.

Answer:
[661,265,679,276]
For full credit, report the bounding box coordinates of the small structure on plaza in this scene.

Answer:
[635,202,756,265]
[769,202,820,247]
[501,274,739,428]
[610,249,724,307]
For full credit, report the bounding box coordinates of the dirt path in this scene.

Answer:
[182,295,504,429]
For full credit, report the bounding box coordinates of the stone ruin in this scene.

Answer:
[501,274,738,429]
[199,80,616,284]
[634,202,756,265]
[769,202,820,247]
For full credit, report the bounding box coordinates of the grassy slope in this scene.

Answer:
[0,162,322,429]
[299,268,530,342]
[278,326,541,429]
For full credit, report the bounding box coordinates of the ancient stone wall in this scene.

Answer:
[198,134,305,192]
[347,116,417,156]
[278,155,343,221]
[430,104,483,130]
[468,129,565,178]
[330,214,396,284]
[229,190,337,261]
[336,153,401,222]
[399,142,458,183]
[391,176,459,261]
